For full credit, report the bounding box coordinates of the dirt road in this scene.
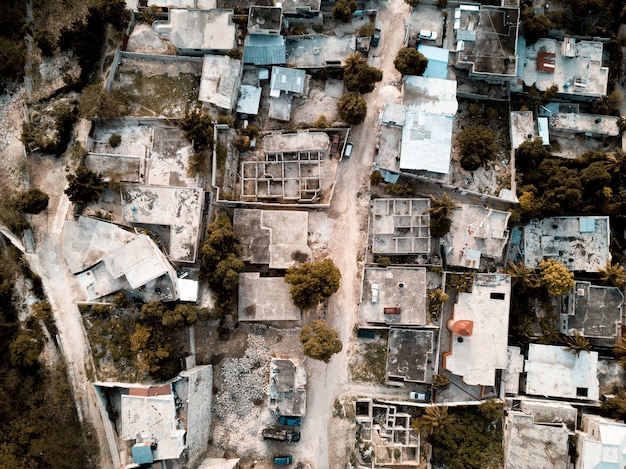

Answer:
[301,0,410,467]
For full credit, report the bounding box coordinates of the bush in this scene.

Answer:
[16,188,49,214]
[233,135,251,151]
[338,94,367,125]
[343,63,383,94]
[457,125,498,167]
[109,133,122,148]
[227,48,242,59]
[299,319,343,363]
[285,258,342,310]
[64,165,108,206]
[433,373,451,390]
[460,153,482,171]
[332,0,357,22]
[394,48,428,75]
[358,23,375,37]
[370,170,383,185]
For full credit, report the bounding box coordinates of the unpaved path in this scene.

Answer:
[301,0,410,467]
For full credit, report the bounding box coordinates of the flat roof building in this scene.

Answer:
[371,198,431,255]
[236,85,262,116]
[509,111,537,150]
[563,281,623,341]
[243,34,286,65]
[198,55,242,111]
[445,204,511,269]
[233,209,311,269]
[576,414,626,469]
[403,76,458,115]
[268,358,306,416]
[248,6,282,34]
[285,35,355,69]
[549,112,620,137]
[238,273,301,321]
[417,45,450,80]
[524,344,599,401]
[386,328,435,383]
[270,66,307,97]
[452,4,519,83]
[443,273,511,387]
[523,216,610,272]
[519,37,609,99]
[152,9,237,55]
[359,267,428,326]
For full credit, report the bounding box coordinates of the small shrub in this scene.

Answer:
[108,133,122,148]
[375,256,391,267]
[227,48,242,59]
[217,115,233,126]
[358,23,375,37]
[433,373,451,390]
[292,24,307,35]
[370,170,383,185]
[233,135,251,152]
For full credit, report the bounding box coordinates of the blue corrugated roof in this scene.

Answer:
[244,35,286,65]
[418,45,450,80]
[132,444,154,465]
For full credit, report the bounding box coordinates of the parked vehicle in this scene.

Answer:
[263,427,301,442]
[330,134,340,153]
[371,28,381,47]
[409,391,431,401]
[278,416,302,427]
[418,30,437,40]
[343,141,353,159]
[274,455,293,465]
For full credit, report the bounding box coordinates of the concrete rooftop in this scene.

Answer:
[285,35,355,69]
[549,112,620,136]
[443,273,511,387]
[178,365,213,465]
[565,282,623,340]
[359,267,428,326]
[233,209,311,269]
[199,55,242,111]
[238,273,301,321]
[509,111,537,150]
[386,328,435,383]
[524,344,600,400]
[371,198,431,255]
[523,216,610,273]
[403,76,458,115]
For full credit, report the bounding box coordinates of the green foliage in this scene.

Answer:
[162,304,198,328]
[613,337,626,368]
[332,0,357,22]
[405,0,420,6]
[217,115,234,126]
[460,153,481,171]
[338,94,367,125]
[521,10,553,45]
[299,319,343,363]
[561,331,592,355]
[108,133,122,148]
[343,62,382,94]
[292,24,307,35]
[285,258,342,310]
[370,170,383,185]
[516,138,550,173]
[458,125,498,168]
[358,23,375,37]
[32,300,52,321]
[95,0,130,30]
[507,261,540,290]
[539,84,559,107]
[446,272,475,293]
[432,373,451,390]
[9,332,43,368]
[430,216,452,238]
[375,256,391,267]
[428,289,449,314]
[0,37,25,84]
[598,260,626,288]
[539,259,574,296]
[179,106,214,152]
[79,85,131,121]
[601,391,626,421]
[437,0,448,7]
[15,188,49,214]
[64,165,108,206]
[227,48,242,59]
[394,48,428,76]
[428,193,457,238]
[385,183,413,196]
[233,135,251,151]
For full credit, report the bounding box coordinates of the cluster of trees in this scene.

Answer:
[394,48,429,76]
[0,0,26,88]
[517,144,626,218]
[285,258,341,310]
[412,402,503,469]
[199,215,244,318]
[0,188,50,234]
[22,102,78,156]
[0,245,94,467]
[457,125,498,171]
[508,260,574,296]
[332,0,357,23]
[343,53,382,95]
[427,192,459,238]
[178,106,215,176]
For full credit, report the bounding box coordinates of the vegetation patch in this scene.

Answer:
[349,337,387,384]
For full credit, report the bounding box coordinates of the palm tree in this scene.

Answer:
[427,192,459,221]
[562,331,591,356]
[507,261,541,289]
[603,149,625,174]
[598,259,626,288]
[613,337,626,368]
[342,52,366,74]
[420,406,455,432]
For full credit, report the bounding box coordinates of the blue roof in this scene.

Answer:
[417,45,450,80]
[244,35,286,65]
[132,444,154,465]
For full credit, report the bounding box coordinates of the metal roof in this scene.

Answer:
[418,44,450,80]
[270,66,306,94]
[400,110,452,174]
[243,35,286,65]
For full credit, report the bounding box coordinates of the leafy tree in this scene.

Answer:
[285,258,341,310]
[162,304,198,328]
[507,261,540,290]
[179,106,214,152]
[109,133,122,148]
[370,170,383,185]
[96,0,130,30]
[446,272,474,293]
[299,319,343,363]
[64,165,108,205]
[32,300,52,321]
[598,260,626,288]
[9,332,43,368]
[539,259,574,296]
[0,37,25,83]
[338,94,367,125]
[522,11,552,45]
[15,188,49,214]
[539,84,559,107]
[430,216,452,238]
[516,138,550,173]
[405,0,420,6]
[343,52,366,74]
[460,152,482,171]
[394,48,428,76]
[344,63,383,94]
[457,125,498,168]
[432,373,451,390]
[601,391,626,421]
[561,331,591,355]
[332,0,357,22]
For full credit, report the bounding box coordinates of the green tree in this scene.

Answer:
[420,405,455,431]
[522,11,552,45]
[342,52,366,74]
[430,216,452,238]
[179,106,214,152]
[613,337,626,368]
[332,0,357,22]
[108,133,122,148]
[15,188,49,214]
[370,170,383,185]
[343,63,383,94]
[458,125,498,169]
[507,261,541,289]
[358,23,375,37]
[601,391,626,421]
[285,258,341,310]
[428,192,459,220]
[581,161,611,190]
[405,0,420,6]
[516,138,550,172]
[539,259,574,295]
[598,260,626,288]
[394,48,428,76]
[64,165,108,205]
[299,319,343,363]
[338,94,367,125]
[562,331,591,355]
[539,84,559,107]
[9,332,43,368]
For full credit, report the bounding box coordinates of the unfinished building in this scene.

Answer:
[386,328,435,384]
[268,358,306,417]
[370,199,431,256]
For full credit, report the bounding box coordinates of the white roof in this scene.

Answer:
[198,55,242,111]
[103,235,169,289]
[444,274,511,386]
[400,110,452,174]
[579,417,626,469]
[177,278,199,302]
[403,75,458,115]
[509,111,536,150]
[524,344,599,400]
